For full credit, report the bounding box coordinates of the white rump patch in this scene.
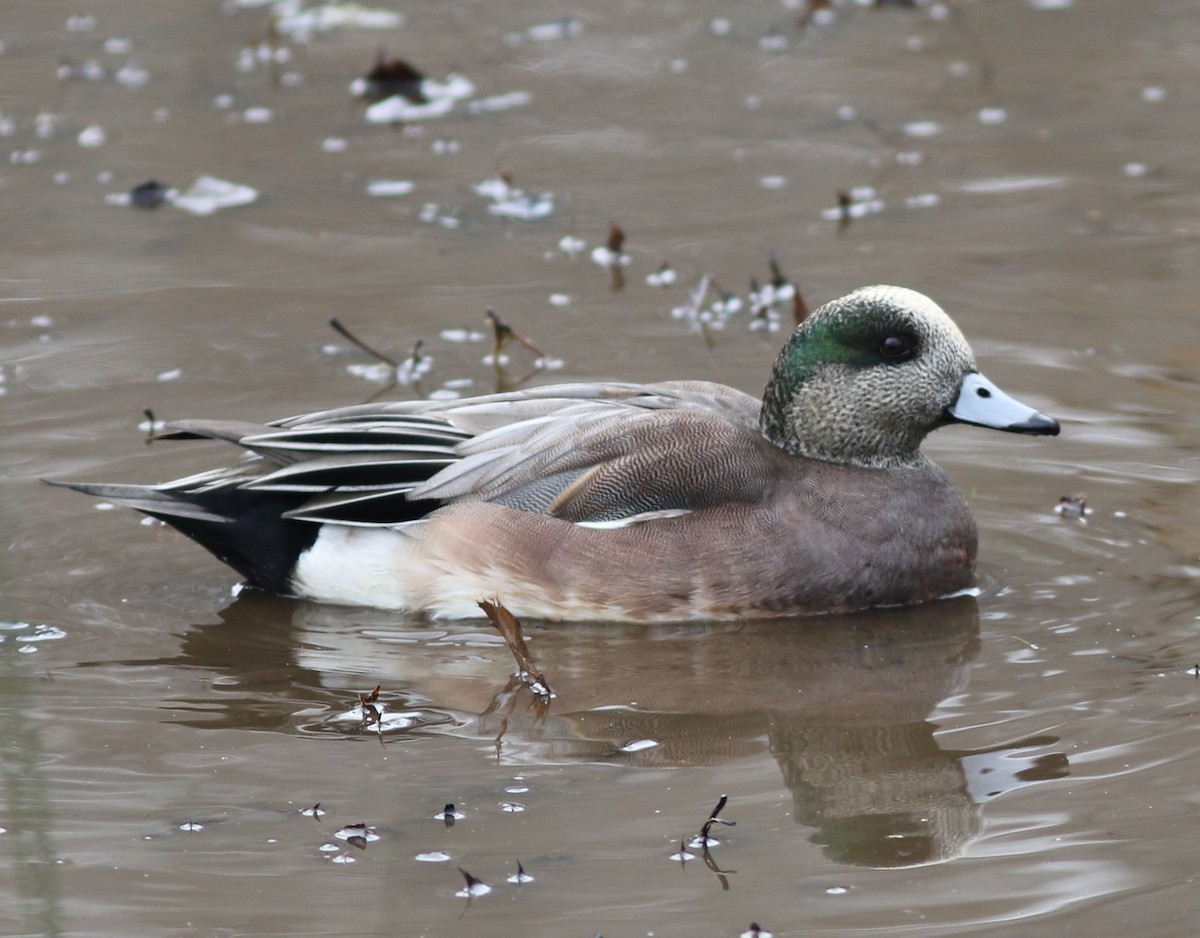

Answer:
[291,524,432,610]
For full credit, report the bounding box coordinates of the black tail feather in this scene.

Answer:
[45,480,319,594]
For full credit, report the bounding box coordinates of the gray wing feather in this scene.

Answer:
[55,380,769,528]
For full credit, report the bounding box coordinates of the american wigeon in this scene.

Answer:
[53,285,1058,621]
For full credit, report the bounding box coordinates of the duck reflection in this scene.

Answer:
[159,592,1067,868]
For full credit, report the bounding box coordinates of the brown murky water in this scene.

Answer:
[5,1,1200,935]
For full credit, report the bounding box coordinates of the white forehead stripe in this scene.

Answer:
[853,284,956,328]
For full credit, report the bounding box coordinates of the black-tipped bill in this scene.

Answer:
[948,372,1060,436]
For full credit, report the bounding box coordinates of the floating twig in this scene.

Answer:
[485,309,547,362]
[330,317,399,367]
[606,222,625,256]
[591,222,629,291]
[765,252,808,324]
[701,843,736,890]
[700,793,737,842]
[837,190,853,233]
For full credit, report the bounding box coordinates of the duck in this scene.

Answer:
[51,285,1058,622]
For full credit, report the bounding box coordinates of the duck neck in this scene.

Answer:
[759,391,930,471]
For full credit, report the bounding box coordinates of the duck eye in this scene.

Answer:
[877,335,915,360]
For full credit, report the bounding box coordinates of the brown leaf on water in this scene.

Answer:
[792,286,810,324]
[479,599,553,699]
[341,822,372,849]
[606,222,626,254]
[480,599,533,668]
[358,684,382,728]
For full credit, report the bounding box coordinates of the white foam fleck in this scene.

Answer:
[466,91,531,114]
[439,328,485,343]
[527,18,582,41]
[903,120,942,137]
[115,63,149,88]
[78,125,106,147]
[16,626,67,642]
[366,179,414,197]
[958,175,1067,194]
[905,193,940,209]
[169,175,258,215]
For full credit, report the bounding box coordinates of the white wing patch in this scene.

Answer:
[574,508,694,529]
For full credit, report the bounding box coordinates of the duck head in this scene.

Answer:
[760,285,1059,468]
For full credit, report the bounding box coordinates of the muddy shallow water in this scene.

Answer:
[5,1,1200,935]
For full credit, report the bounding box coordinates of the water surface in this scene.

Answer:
[4,1,1200,935]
